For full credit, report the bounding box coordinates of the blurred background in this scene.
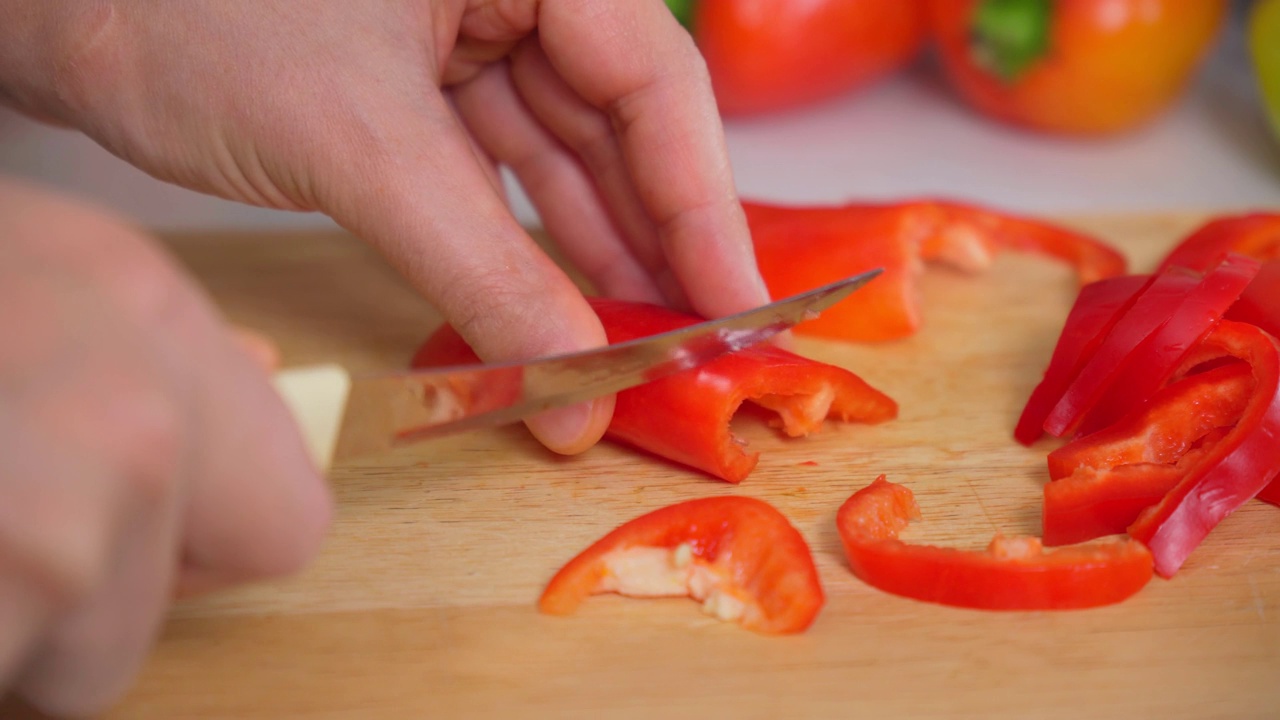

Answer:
[0,0,1276,232]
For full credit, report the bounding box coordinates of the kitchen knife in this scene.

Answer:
[274,269,882,469]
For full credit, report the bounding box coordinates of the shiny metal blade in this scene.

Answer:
[336,269,881,458]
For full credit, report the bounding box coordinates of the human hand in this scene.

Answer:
[0,177,332,717]
[0,0,771,454]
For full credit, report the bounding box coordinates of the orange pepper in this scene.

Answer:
[928,0,1228,135]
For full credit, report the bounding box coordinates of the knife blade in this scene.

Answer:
[273,268,882,468]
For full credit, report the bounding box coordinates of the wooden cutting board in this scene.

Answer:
[27,214,1280,719]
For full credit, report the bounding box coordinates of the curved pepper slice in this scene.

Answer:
[1126,320,1280,577]
[1041,254,1259,438]
[744,199,1126,343]
[836,476,1153,610]
[1156,213,1280,273]
[1155,212,1280,339]
[411,297,897,483]
[538,496,824,634]
[1041,362,1253,547]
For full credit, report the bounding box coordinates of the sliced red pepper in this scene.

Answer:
[836,475,1153,610]
[411,297,897,483]
[538,496,824,634]
[1041,362,1253,546]
[1229,260,1280,340]
[744,199,1126,343]
[1156,212,1280,339]
[1126,320,1280,577]
[1156,213,1280,273]
[1042,254,1260,438]
[1014,275,1149,445]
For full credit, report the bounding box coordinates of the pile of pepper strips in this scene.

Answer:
[413,204,1280,634]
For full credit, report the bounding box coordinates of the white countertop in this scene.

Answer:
[1,2,1276,232]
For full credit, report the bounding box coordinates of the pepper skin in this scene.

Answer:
[411,297,898,483]
[836,476,1154,610]
[679,0,926,116]
[744,199,1126,343]
[539,496,825,634]
[928,0,1228,135]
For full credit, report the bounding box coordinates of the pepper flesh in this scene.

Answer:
[1042,362,1253,547]
[538,496,825,634]
[1126,321,1280,577]
[411,297,897,483]
[688,0,926,116]
[745,199,1126,343]
[836,476,1153,610]
[928,0,1228,135]
[1045,254,1259,438]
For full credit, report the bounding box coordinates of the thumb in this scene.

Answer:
[308,94,613,454]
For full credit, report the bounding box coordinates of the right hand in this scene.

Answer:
[0,177,332,717]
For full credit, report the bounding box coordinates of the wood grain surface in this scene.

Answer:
[13,214,1280,719]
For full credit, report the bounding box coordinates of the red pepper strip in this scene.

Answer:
[1014,275,1149,445]
[744,202,922,342]
[1127,320,1280,577]
[1070,254,1260,436]
[1154,213,1280,338]
[1043,254,1260,438]
[1155,213,1280,273]
[916,201,1128,284]
[836,476,1153,610]
[1041,362,1253,546]
[538,496,824,634]
[1228,260,1280,340]
[411,297,897,483]
[743,199,1126,343]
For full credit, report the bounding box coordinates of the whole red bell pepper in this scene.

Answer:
[928,0,1228,135]
[836,475,1154,610]
[411,297,898,483]
[744,199,1127,343]
[667,0,926,116]
[539,496,824,634]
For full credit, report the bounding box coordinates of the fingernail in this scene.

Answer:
[526,398,611,455]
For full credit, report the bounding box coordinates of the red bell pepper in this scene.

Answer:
[744,199,1127,343]
[1156,213,1280,273]
[1125,320,1280,577]
[1042,253,1259,438]
[835,475,1154,610]
[1156,212,1280,339]
[538,496,824,634]
[411,297,898,483]
[1014,275,1149,445]
[668,0,927,117]
[1041,361,1253,546]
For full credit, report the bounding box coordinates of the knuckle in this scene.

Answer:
[107,383,186,505]
[46,0,121,115]
[440,270,549,360]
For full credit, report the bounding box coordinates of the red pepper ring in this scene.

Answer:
[836,476,1154,611]
[538,496,825,635]
[1127,320,1280,577]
